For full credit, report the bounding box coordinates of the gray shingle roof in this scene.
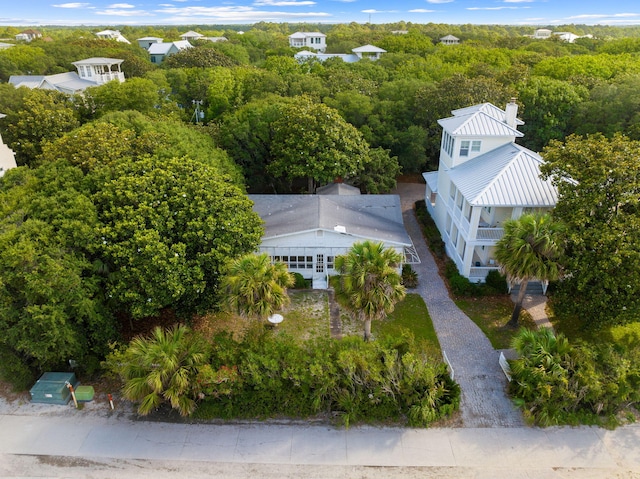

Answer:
[449,143,557,207]
[249,195,411,246]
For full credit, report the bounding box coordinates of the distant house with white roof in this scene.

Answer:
[137,36,163,49]
[15,29,42,42]
[289,32,327,52]
[148,40,192,64]
[295,44,386,63]
[533,28,552,39]
[422,100,558,283]
[0,114,17,177]
[0,42,14,50]
[9,57,125,94]
[95,30,130,44]
[180,31,204,42]
[440,35,460,45]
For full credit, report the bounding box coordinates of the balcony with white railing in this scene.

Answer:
[94,71,125,85]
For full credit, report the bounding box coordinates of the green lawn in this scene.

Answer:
[454,296,536,349]
[376,293,440,351]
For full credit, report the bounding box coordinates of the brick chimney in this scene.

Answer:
[505,98,518,129]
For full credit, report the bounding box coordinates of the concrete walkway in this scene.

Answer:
[393,182,524,427]
[520,293,555,330]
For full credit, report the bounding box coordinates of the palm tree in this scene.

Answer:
[118,325,207,417]
[221,252,294,321]
[495,213,564,328]
[335,241,406,341]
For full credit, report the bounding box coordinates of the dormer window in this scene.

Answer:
[460,140,481,157]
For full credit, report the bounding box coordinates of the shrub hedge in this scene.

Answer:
[509,328,640,427]
[194,327,460,427]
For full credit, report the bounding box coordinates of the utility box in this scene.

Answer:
[29,372,78,405]
[75,385,95,402]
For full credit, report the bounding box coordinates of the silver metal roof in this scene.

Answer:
[448,143,557,207]
[451,102,525,125]
[249,195,412,246]
[438,111,524,138]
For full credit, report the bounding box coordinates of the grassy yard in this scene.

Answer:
[197,290,441,354]
[454,296,536,350]
[377,293,440,351]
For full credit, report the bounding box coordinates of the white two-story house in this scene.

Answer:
[288,32,327,52]
[422,100,558,283]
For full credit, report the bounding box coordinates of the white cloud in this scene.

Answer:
[467,6,520,10]
[361,9,398,13]
[426,0,453,3]
[503,0,533,3]
[253,0,316,5]
[96,8,154,16]
[52,2,90,7]
[107,3,136,7]
[409,8,435,12]
[567,12,640,20]
[154,5,331,22]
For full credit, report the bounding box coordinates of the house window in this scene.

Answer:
[316,254,324,273]
[460,140,470,157]
[274,255,313,270]
[442,131,454,157]
[471,140,481,152]
[327,255,335,270]
[449,184,457,200]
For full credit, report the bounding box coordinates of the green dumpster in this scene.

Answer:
[29,372,78,405]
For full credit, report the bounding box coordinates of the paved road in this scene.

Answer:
[0,409,639,478]
[393,182,523,427]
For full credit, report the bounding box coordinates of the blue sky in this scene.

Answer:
[1,0,639,27]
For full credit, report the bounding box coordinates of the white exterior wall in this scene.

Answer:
[258,230,405,289]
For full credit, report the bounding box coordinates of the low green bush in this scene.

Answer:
[401,264,419,288]
[194,327,459,427]
[291,272,310,289]
[0,349,36,391]
[484,270,508,294]
[509,328,639,427]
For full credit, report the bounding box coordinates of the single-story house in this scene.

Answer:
[249,194,418,289]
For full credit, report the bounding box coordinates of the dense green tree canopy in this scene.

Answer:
[0,161,116,373]
[4,89,79,166]
[269,96,370,192]
[92,155,263,319]
[540,133,640,325]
